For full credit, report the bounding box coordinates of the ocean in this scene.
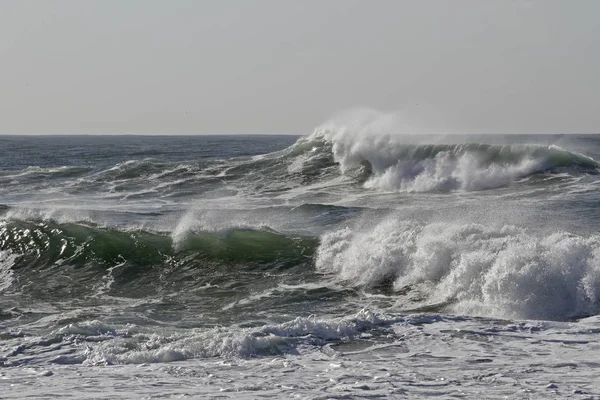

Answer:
[2,130,600,398]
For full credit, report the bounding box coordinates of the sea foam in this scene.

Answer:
[41,310,407,365]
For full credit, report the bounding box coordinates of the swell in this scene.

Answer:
[0,219,317,295]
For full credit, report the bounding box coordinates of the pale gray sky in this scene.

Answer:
[1,0,599,135]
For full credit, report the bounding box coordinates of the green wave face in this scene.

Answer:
[0,220,318,298]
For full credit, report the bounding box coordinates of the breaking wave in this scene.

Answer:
[300,124,599,192]
[0,219,317,295]
[316,218,600,321]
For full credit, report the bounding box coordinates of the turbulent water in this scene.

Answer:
[2,127,600,398]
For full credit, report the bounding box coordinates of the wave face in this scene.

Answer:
[0,219,317,299]
[317,218,600,320]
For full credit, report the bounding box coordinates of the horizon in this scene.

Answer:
[1,132,598,137]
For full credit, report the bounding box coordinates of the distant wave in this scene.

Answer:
[2,132,596,196]
[302,126,599,192]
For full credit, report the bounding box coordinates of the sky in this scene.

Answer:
[1,0,599,135]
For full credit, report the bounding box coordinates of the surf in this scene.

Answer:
[316,216,600,321]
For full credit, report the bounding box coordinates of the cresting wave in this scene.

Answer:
[297,127,600,192]
[316,217,600,321]
[0,219,316,295]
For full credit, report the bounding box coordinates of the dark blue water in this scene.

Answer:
[0,135,299,170]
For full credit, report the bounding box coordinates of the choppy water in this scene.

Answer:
[2,128,600,398]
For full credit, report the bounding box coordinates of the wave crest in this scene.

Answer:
[302,116,598,191]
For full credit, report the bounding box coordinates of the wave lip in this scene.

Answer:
[316,218,600,321]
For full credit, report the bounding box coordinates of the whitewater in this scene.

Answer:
[2,120,600,398]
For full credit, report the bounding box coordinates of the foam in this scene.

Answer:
[0,250,17,292]
[316,218,600,320]
[47,310,406,365]
[0,166,91,179]
[3,206,94,225]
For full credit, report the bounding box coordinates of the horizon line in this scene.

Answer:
[0,132,304,137]
[1,132,600,137]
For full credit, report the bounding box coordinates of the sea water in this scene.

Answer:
[2,125,600,398]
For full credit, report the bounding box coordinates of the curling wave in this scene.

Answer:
[301,126,599,191]
[0,219,317,294]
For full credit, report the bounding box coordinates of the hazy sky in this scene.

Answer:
[1,0,599,135]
